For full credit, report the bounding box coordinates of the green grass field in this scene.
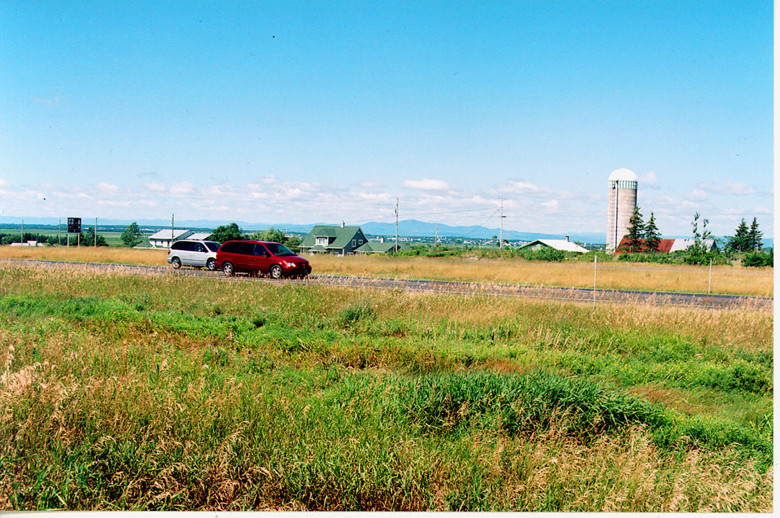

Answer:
[0,261,773,511]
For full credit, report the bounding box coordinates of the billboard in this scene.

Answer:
[67,217,81,233]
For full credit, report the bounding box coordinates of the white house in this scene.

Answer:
[147,229,209,248]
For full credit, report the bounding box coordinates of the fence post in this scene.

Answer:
[708,258,712,294]
[593,255,597,306]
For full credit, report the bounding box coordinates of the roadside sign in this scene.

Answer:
[67,217,81,233]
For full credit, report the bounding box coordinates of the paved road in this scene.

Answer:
[2,258,772,310]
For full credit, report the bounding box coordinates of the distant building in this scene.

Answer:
[606,169,638,252]
[355,238,411,254]
[519,238,588,253]
[615,237,717,254]
[148,229,212,248]
[299,224,368,255]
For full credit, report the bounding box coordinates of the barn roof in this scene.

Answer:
[519,239,588,253]
[616,237,715,253]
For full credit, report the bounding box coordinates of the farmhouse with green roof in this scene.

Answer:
[300,224,369,255]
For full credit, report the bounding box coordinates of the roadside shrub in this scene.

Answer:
[682,251,731,266]
[519,248,566,262]
[742,250,773,267]
[617,252,677,264]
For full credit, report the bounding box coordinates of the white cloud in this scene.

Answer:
[685,189,707,201]
[0,178,9,187]
[359,180,384,189]
[698,181,755,195]
[144,182,167,192]
[402,178,450,191]
[169,182,195,196]
[96,182,119,194]
[639,171,659,188]
[503,181,544,196]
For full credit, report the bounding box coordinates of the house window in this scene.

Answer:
[316,237,328,247]
[352,239,356,247]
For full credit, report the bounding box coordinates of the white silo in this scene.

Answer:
[606,168,638,251]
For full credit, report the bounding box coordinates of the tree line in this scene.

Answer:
[0,227,107,246]
[618,208,771,267]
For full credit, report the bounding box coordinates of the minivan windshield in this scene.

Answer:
[265,243,296,257]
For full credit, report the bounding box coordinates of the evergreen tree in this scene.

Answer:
[620,206,645,253]
[748,217,763,251]
[82,226,108,247]
[726,219,751,252]
[643,212,661,252]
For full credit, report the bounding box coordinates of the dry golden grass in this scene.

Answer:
[0,245,772,296]
[494,425,774,512]
[309,254,773,297]
[0,245,167,266]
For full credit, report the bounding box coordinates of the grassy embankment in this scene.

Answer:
[0,246,773,297]
[0,261,772,511]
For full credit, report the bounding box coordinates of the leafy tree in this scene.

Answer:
[619,206,645,253]
[726,219,751,253]
[689,212,712,253]
[748,217,763,251]
[643,212,661,252]
[285,235,302,252]
[209,223,244,243]
[121,222,144,247]
[248,227,302,251]
[252,227,286,243]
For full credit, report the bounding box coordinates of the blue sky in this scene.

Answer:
[0,0,773,238]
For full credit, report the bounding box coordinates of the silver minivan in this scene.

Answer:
[167,240,221,270]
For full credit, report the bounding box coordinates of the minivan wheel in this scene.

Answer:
[206,258,216,271]
[223,262,234,276]
[270,264,284,279]
[171,257,182,269]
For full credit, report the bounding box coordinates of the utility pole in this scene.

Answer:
[394,197,399,254]
[171,213,175,246]
[435,222,439,247]
[499,196,506,249]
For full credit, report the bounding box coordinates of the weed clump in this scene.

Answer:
[338,301,375,328]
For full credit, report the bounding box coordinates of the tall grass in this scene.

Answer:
[0,246,167,266]
[309,254,772,297]
[1,246,773,296]
[0,262,773,511]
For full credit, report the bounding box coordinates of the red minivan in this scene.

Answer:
[215,240,311,279]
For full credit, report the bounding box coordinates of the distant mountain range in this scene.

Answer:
[1,217,773,248]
